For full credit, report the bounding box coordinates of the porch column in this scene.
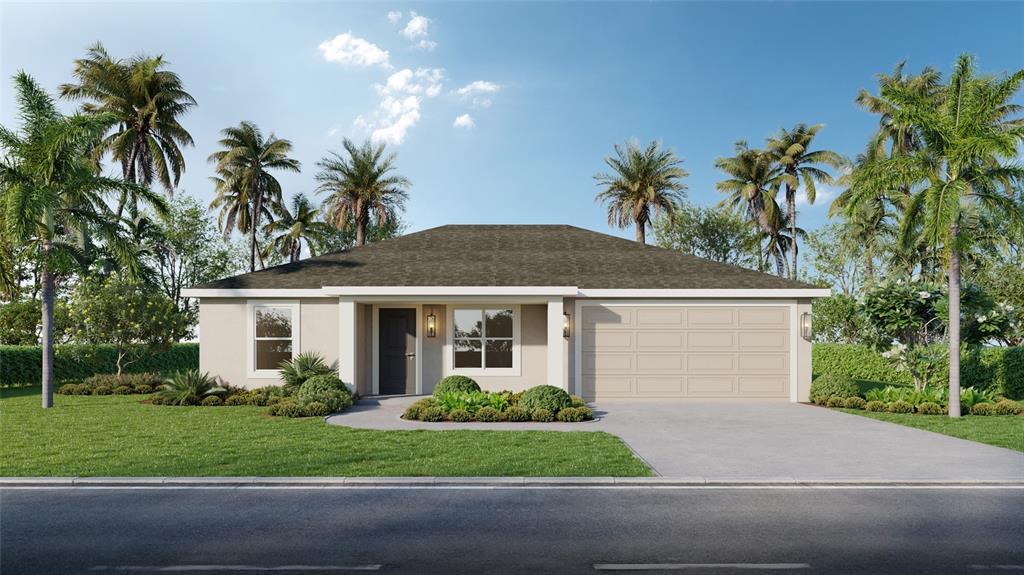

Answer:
[338,297,358,392]
[546,297,568,390]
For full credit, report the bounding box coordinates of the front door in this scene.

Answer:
[379,308,416,395]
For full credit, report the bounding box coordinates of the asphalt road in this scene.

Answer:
[2,487,1022,574]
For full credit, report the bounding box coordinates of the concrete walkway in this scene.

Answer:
[326,396,1024,481]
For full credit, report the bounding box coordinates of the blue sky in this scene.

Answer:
[2,1,1022,243]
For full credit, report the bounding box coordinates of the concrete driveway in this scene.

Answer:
[327,397,1024,481]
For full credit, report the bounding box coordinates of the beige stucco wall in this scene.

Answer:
[198,297,339,389]
[797,298,813,403]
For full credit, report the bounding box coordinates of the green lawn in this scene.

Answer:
[841,409,1024,452]
[0,388,650,477]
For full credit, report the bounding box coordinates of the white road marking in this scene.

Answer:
[594,564,811,571]
[88,566,381,572]
[5,485,1023,491]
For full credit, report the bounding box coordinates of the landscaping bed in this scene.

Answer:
[402,376,594,423]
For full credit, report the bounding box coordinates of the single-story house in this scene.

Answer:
[182,225,829,402]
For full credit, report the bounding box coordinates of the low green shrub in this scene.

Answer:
[449,409,473,422]
[149,395,165,405]
[917,402,944,415]
[810,374,860,405]
[57,384,84,395]
[556,406,593,422]
[570,395,587,408]
[865,400,887,412]
[298,375,349,397]
[843,397,867,410]
[155,370,224,406]
[279,351,336,393]
[420,406,445,422]
[475,406,502,422]
[201,395,223,406]
[295,375,352,414]
[274,400,306,418]
[403,398,436,420]
[83,372,162,391]
[0,343,198,386]
[887,400,914,414]
[433,375,481,396]
[135,384,153,394]
[504,406,530,422]
[531,408,554,422]
[970,402,995,416]
[112,385,133,395]
[519,385,571,414]
[223,394,248,406]
[826,396,846,408]
[993,399,1023,416]
[302,401,330,417]
[960,387,999,411]
[92,386,112,396]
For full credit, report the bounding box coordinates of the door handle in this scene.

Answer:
[405,353,416,358]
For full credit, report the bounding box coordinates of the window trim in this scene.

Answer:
[246,300,301,379]
[445,304,521,377]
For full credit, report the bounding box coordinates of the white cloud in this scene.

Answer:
[386,10,402,24]
[401,12,430,39]
[376,67,445,97]
[318,33,391,68]
[453,114,475,129]
[413,39,438,51]
[795,184,836,207]
[454,80,500,97]
[356,68,446,145]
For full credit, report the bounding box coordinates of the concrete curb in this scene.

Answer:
[2,477,1023,488]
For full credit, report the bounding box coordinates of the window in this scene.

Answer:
[248,302,300,377]
[451,307,517,372]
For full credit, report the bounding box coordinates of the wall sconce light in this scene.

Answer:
[800,312,812,340]
[426,311,437,338]
[563,312,571,339]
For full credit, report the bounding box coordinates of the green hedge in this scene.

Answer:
[0,343,198,386]
[813,344,1024,399]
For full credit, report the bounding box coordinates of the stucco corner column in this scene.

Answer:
[338,297,358,392]
[546,297,567,391]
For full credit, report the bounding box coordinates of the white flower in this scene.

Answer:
[918,291,931,299]
[976,315,987,323]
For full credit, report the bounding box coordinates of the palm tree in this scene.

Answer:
[208,122,300,272]
[844,54,1024,417]
[830,149,900,287]
[316,139,410,247]
[856,61,941,158]
[0,72,167,408]
[595,140,688,244]
[715,142,787,275]
[59,43,195,217]
[262,193,333,263]
[767,124,846,279]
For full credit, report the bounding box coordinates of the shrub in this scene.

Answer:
[917,402,944,415]
[264,396,281,406]
[556,406,594,422]
[960,387,999,411]
[273,400,306,418]
[302,401,330,417]
[887,400,914,414]
[112,385,134,395]
[57,384,80,395]
[92,386,112,395]
[810,374,860,405]
[433,375,480,396]
[0,343,198,386]
[865,400,887,412]
[475,406,502,422]
[843,397,867,410]
[298,374,349,397]
[504,406,530,422]
[519,385,571,415]
[155,370,224,406]
[993,399,1023,416]
[135,384,153,394]
[569,395,587,408]
[419,406,445,422]
[531,408,554,422]
[294,375,352,414]
[223,394,248,406]
[83,372,162,391]
[403,398,436,420]
[449,409,473,422]
[201,395,223,406]
[435,390,494,414]
[826,396,846,408]
[970,402,995,416]
[279,351,336,393]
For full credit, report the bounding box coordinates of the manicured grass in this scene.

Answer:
[840,409,1024,452]
[0,388,650,477]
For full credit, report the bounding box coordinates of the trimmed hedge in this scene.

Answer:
[813,344,1024,399]
[1,343,198,386]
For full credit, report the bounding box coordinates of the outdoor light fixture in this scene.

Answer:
[800,312,812,340]
[563,312,571,339]
[426,311,437,338]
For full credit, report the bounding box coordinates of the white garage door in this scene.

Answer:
[580,304,792,399]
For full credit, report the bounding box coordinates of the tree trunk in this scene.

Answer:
[774,243,786,277]
[356,218,366,247]
[788,184,798,280]
[249,182,261,273]
[864,254,875,288]
[947,225,961,418]
[635,217,646,244]
[40,254,54,409]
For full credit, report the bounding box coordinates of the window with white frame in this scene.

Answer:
[452,307,515,370]
[250,303,299,375]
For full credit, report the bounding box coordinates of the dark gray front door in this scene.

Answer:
[379,308,416,395]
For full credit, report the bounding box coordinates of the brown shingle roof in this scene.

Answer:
[191,224,819,290]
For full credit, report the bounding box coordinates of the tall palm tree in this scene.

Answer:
[830,149,900,287]
[595,140,688,244]
[856,61,942,158]
[0,72,167,408]
[262,193,333,263]
[59,42,195,216]
[844,54,1024,417]
[715,142,787,275]
[316,138,410,247]
[208,122,300,272]
[767,124,846,279]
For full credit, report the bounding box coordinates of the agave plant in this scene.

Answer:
[156,370,225,406]
[434,390,496,414]
[959,387,998,410]
[279,351,336,393]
